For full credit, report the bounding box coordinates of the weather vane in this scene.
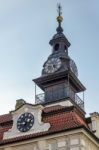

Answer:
[57,3,62,16]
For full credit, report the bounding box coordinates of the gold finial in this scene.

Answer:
[56,3,63,33]
[56,3,63,23]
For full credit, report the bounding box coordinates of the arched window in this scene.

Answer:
[54,43,59,51]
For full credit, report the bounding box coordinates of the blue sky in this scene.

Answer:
[0,0,99,115]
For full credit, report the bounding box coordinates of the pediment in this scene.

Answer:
[3,103,50,140]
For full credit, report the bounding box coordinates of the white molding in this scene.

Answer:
[3,104,50,140]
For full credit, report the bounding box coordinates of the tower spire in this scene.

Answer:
[49,4,70,48]
[56,3,63,33]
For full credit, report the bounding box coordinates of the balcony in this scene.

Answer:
[35,86,84,111]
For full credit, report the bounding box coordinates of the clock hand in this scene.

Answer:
[27,118,31,122]
[20,121,26,125]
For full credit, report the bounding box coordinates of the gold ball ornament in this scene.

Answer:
[56,16,63,22]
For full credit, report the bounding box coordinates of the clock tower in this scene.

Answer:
[0,4,99,150]
[33,4,86,113]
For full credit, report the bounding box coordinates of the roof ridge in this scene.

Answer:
[72,111,88,128]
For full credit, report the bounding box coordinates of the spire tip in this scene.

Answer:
[56,3,63,33]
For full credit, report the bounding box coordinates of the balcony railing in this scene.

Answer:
[35,86,84,110]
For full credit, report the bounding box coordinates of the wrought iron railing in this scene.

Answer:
[75,94,84,110]
[35,86,84,110]
[35,93,45,104]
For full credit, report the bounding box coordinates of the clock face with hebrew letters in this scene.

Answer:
[44,58,61,74]
[17,112,34,132]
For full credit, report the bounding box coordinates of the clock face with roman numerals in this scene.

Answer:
[44,58,61,74]
[17,113,34,132]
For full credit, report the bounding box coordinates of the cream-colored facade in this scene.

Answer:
[90,112,99,139]
[1,129,99,150]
